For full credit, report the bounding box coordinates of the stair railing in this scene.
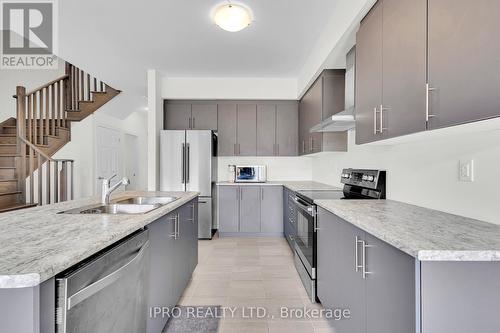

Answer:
[15,85,74,205]
[65,62,107,111]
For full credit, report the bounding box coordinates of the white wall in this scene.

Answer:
[217,156,312,182]
[0,65,64,121]
[311,129,500,225]
[162,77,298,100]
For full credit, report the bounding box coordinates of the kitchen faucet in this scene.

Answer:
[99,174,130,204]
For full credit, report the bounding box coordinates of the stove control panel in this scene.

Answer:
[341,169,385,189]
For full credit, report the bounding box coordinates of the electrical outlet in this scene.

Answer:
[459,159,474,182]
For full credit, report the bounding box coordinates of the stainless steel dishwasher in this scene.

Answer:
[55,229,150,333]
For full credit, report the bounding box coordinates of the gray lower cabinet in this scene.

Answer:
[218,185,239,232]
[239,186,261,232]
[217,103,238,156]
[283,187,296,249]
[218,185,283,235]
[317,207,415,333]
[147,200,198,333]
[260,186,283,233]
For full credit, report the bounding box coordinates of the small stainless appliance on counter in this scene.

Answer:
[234,165,267,183]
[293,169,386,302]
[160,130,217,239]
[55,229,149,333]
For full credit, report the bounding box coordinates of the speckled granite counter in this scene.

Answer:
[315,199,500,262]
[0,191,198,289]
[216,181,341,192]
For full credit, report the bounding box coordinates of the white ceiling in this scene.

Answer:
[57,0,371,117]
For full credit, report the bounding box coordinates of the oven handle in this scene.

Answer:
[294,197,315,216]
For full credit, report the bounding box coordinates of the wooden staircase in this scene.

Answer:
[0,62,120,212]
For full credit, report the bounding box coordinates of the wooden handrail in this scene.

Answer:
[17,136,73,163]
[25,74,69,96]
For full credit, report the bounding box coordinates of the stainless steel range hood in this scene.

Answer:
[311,46,356,133]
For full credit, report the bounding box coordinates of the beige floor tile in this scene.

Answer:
[268,321,315,333]
[261,265,298,280]
[264,279,309,299]
[181,280,199,298]
[193,280,231,297]
[219,320,269,333]
[185,296,228,306]
[231,266,263,280]
[228,280,267,298]
[260,255,294,266]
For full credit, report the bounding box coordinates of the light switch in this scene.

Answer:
[459,159,474,182]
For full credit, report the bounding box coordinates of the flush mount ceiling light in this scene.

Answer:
[213,3,253,32]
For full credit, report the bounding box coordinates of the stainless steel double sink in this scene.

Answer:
[60,196,179,215]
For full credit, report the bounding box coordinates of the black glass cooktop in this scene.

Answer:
[296,190,345,203]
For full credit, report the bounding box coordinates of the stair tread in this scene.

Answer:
[0,179,17,182]
[0,203,37,213]
[0,166,15,169]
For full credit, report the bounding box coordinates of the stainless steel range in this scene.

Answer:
[293,169,386,302]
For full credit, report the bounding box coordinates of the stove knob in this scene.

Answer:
[362,175,368,181]
[367,175,375,182]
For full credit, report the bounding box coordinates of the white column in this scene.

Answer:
[147,69,162,191]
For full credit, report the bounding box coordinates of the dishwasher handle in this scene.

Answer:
[66,241,150,310]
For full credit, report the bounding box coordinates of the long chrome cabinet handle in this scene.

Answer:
[189,117,192,129]
[170,215,178,239]
[362,240,372,279]
[192,117,195,129]
[181,143,186,183]
[355,236,363,272]
[379,105,389,133]
[67,241,150,310]
[373,107,379,134]
[176,213,180,238]
[186,143,190,183]
[425,83,436,122]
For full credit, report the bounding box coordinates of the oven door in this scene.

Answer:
[293,196,316,277]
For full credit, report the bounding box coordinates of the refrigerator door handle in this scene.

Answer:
[181,143,186,183]
[186,143,190,183]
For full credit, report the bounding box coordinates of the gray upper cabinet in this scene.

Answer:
[381,0,426,139]
[427,0,500,129]
[237,104,257,156]
[217,103,238,156]
[364,232,415,333]
[356,0,426,144]
[191,103,218,130]
[165,102,191,130]
[239,186,261,232]
[257,104,276,156]
[218,185,239,232]
[276,103,299,156]
[355,1,383,144]
[165,101,217,130]
[299,70,347,155]
[260,186,283,233]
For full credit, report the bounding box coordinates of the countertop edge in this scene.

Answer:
[0,191,199,289]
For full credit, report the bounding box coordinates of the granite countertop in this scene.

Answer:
[0,191,199,289]
[315,199,500,262]
[216,180,341,192]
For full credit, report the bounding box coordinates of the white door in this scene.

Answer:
[95,126,123,194]
[124,133,139,190]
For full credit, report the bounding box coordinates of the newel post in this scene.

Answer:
[15,86,27,202]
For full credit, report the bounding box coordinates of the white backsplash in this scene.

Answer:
[217,156,313,182]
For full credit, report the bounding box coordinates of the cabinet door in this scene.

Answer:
[237,104,257,156]
[260,186,283,233]
[165,103,191,130]
[427,0,500,129]
[322,71,345,119]
[316,208,366,333]
[364,233,415,333]
[382,0,427,138]
[300,77,323,154]
[276,103,298,156]
[147,213,176,333]
[355,1,383,144]
[239,186,261,233]
[217,103,237,156]
[257,104,276,156]
[191,103,218,130]
[218,186,239,232]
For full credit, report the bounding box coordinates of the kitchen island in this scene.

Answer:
[315,199,500,333]
[0,191,199,333]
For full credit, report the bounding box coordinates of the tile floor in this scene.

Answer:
[178,236,335,333]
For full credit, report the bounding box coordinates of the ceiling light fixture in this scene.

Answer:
[213,3,253,32]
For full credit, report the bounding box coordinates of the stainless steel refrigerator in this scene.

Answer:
[160,130,217,239]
